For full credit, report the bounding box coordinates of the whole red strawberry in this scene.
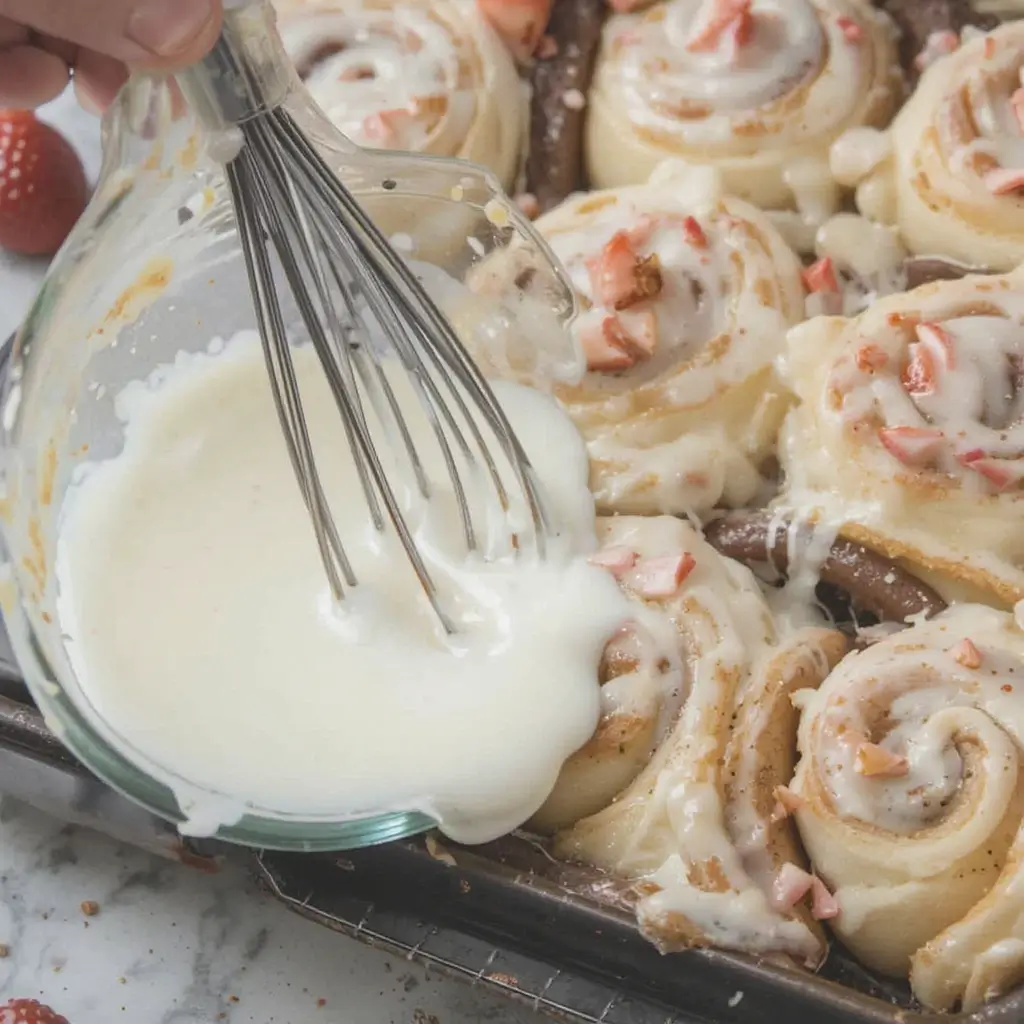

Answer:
[0,999,70,1024]
[0,110,88,257]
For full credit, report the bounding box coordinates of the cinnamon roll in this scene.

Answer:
[836,20,1024,271]
[790,604,1024,1010]
[545,514,847,965]
[779,269,1024,608]
[584,0,902,216]
[273,0,525,188]
[530,166,806,516]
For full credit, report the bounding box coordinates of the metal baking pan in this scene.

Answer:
[0,689,1021,1024]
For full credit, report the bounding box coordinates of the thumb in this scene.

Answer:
[0,0,223,67]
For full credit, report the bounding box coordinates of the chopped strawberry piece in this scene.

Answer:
[625,213,657,248]
[855,343,889,372]
[535,34,559,59]
[771,863,814,911]
[877,426,945,467]
[360,109,413,144]
[686,0,752,54]
[811,876,840,920]
[770,785,805,822]
[630,256,663,305]
[613,310,658,356]
[956,448,985,465]
[950,638,983,669]
[914,30,959,72]
[802,257,839,294]
[984,167,1024,196]
[914,321,956,370]
[579,312,658,371]
[836,16,863,42]
[854,742,909,778]
[984,35,997,60]
[719,8,753,62]
[589,546,638,577]
[476,0,553,61]
[682,215,708,249]
[586,232,663,310]
[0,1000,70,1024]
[902,343,938,396]
[579,315,636,372]
[631,553,697,598]
[967,456,1024,491]
[773,785,805,814]
[1012,89,1024,135]
[587,231,641,309]
[514,192,541,219]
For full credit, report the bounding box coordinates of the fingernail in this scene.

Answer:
[74,78,105,117]
[128,0,215,58]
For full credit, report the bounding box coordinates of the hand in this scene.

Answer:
[0,0,223,112]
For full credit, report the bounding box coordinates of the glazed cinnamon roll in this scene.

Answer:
[779,269,1024,608]
[790,604,1024,1010]
[527,166,806,516]
[543,514,847,965]
[836,21,1024,271]
[273,0,525,188]
[584,0,902,215]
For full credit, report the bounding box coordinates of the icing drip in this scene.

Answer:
[617,0,826,148]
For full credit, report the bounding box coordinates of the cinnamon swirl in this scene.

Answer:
[585,0,902,215]
[791,604,1024,1010]
[274,0,525,188]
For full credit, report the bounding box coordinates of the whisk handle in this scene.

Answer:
[177,0,294,133]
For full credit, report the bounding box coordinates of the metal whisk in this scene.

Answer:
[178,1,556,631]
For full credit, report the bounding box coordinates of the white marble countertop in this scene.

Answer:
[0,91,546,1024]
[0,796,545,1024]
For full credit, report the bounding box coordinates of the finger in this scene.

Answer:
[0,0,223,67]
[34,30,78,67]
[74,50,128,114]
[0,43,69,107]
[0,14,26,46]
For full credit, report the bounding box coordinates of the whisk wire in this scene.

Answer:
[255,142,387,531]
[322,260,435,505]
[277,112,552,551]
[227,158,355,598]
[184,19,557,630]
[238,117,462,629]
[293,166,483,552]
[279,119,520,547]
